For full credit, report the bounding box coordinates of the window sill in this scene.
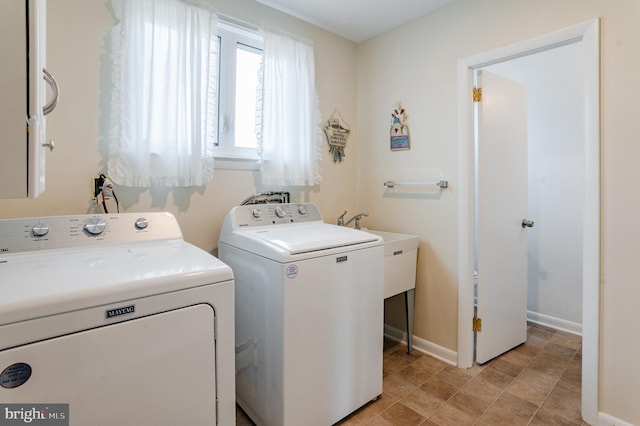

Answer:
[214,155,261,171]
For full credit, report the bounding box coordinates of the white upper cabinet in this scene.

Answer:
[0,0,56,199]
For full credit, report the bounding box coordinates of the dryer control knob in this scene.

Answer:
[275,206,286,218]
[32,222,49,237]
[84,217,107,235]
[297,205,307,216]
[135,218,149,229]
[252,208,262,219]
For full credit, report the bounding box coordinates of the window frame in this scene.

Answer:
[214,20,263,170]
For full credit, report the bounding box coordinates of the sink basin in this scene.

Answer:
[364,230,419,299]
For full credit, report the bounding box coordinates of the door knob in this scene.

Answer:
[522,219,534,228]
[42,139,55,152]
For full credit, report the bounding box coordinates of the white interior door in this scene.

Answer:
[476,69,529,364]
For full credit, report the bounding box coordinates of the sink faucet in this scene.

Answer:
[344,212,369,230]
[337,211,348,226]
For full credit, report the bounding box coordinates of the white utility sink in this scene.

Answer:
[365,230,419,299]
[364,229,419,354]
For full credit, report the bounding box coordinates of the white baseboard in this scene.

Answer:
[385,313,581,369]
[527,311,582,336]
[384,324,457,366]
[597,411,635,426]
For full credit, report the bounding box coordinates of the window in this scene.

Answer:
[214,21,263,170]
[110,1,321,186]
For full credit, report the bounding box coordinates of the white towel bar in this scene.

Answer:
[383,180,448,189]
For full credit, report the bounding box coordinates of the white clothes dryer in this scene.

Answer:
[218,203,384,426]
[0,212,234,426]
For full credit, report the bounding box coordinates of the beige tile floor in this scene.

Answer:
[237,323,587,425]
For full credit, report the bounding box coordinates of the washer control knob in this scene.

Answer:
[274,206,286,218]
[135,217,149,230]
[252,208,262,219]
[84,217,107,235]
[297,205,307,216]
[32,222,49,237]
[276,206,287,218]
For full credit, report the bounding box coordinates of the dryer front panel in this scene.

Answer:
[0,304,217,425]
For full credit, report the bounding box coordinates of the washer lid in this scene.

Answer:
[223,222,381,257]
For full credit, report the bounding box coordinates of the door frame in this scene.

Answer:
[456,19,600,425]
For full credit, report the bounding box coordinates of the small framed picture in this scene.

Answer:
[390,104,411,151]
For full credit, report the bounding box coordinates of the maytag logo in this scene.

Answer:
[336,256,348,263]
[105,305,135,319]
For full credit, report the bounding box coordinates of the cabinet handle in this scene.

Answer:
[42,68,59,116]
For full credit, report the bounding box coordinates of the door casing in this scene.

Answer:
[457,19,600,425]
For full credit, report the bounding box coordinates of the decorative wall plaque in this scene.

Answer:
[390,103,410,151]
[323,109,350,162]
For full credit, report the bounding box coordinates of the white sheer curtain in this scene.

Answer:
[109,0,218,187]
[258,29,322,187]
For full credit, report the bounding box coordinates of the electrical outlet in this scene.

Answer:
[92,175,105,199]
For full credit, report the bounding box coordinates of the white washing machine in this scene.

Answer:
[218,203,384,425]
[0,212,234,425]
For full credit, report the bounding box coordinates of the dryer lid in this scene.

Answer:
[0,240,232,326]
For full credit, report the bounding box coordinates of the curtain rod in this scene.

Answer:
[217,13,260,32]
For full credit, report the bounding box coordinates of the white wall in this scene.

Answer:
[2,0,639,423]
[0,0,360,253]
[488,42,584,330]
[357,0,640,423]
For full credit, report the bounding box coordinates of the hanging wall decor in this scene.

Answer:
[390,103,411,151]
[323,109,350,162]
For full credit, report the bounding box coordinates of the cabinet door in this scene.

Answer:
[0,0,28,198]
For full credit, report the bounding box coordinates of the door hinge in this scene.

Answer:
[473,87,482,102]
[473,316,482,332]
